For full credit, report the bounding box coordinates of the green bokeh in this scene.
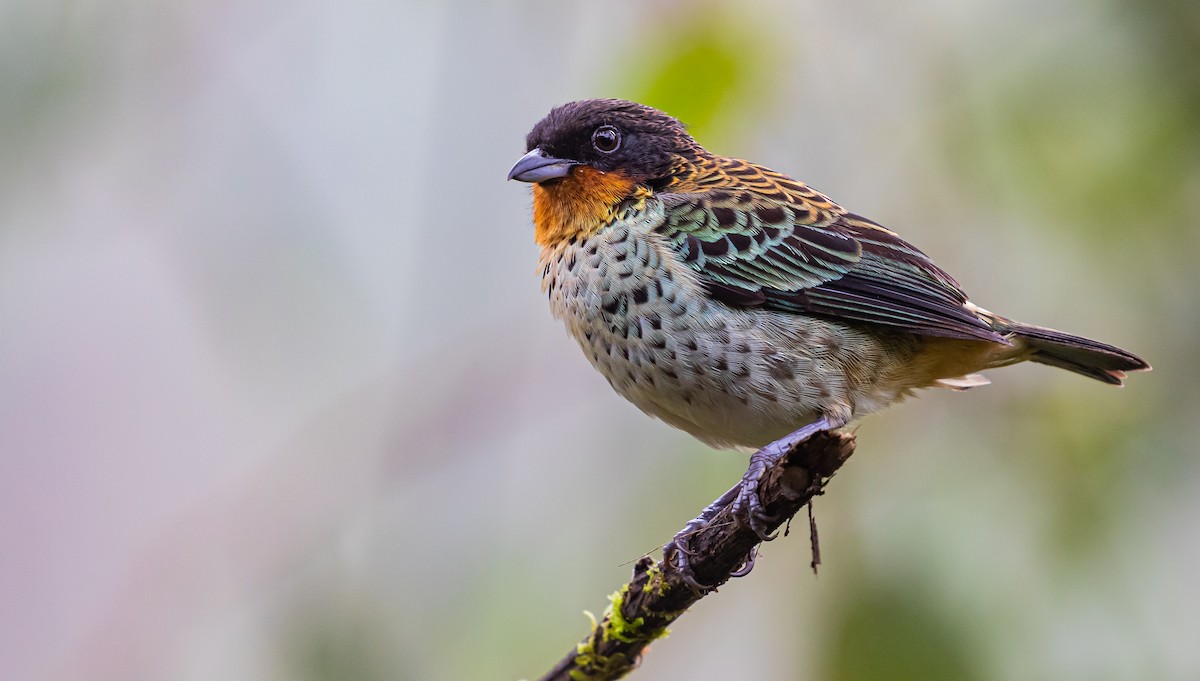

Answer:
[605,3,787,149]
[827,584,983,681]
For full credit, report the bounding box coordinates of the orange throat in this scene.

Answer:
[531,167,642,247]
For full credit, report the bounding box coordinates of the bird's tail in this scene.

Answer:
[984,314,1151,386]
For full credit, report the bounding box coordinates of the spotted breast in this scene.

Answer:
[539,199,919,449]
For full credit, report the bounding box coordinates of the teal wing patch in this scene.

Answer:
[657,192,1005,343]
[659,190,861,305]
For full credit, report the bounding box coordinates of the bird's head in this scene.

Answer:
[509,99,694,187]
[508,99,699,246]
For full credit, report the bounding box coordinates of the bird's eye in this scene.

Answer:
[591,125,621,153]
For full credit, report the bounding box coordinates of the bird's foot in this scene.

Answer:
[664,482,742,591]
[666,532,759,591]
[664,416,836,589]
[730,417,834,540]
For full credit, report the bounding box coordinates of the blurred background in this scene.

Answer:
[1,0,1197,679]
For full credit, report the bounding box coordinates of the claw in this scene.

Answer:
[731,417,835,540]
[667,521,704,557]
[730,458,780,541]
[663,418,837,590]
[665,539,712,592]
[664,525,711,591]
[671,539,699,557]
[663,481,743,590]
[729,546,758,578]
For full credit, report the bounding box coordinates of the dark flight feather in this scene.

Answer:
[656,187,1007,343]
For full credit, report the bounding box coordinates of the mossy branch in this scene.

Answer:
[535,430,857,681]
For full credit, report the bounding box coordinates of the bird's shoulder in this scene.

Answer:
[647,156,1004,343]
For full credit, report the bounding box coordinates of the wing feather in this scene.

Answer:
[656,184,1005,343]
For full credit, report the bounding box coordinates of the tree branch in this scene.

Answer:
[536,430,857,681]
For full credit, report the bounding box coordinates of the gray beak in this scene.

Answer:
[507,148,580,183]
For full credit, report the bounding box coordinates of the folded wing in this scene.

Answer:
[657,189,1006,343]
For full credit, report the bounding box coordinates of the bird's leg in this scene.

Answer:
[664,416,839,590]
[664,482,743,590]
[731,416,836,540]
[668,482,742,556]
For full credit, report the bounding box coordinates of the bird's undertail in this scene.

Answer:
[987,317,1151,386]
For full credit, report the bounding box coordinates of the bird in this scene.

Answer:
[507,98,1149,581]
